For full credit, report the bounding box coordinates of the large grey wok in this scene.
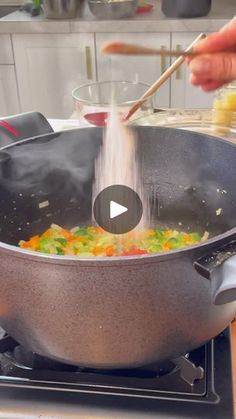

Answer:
[0,120,235,368]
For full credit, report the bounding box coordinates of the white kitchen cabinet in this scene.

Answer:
[12,34,96,119]
[96,33,171,109]
[171,33,214,109]
[0,35,19,116]
[0,65,20,116]
[0,34,14,65]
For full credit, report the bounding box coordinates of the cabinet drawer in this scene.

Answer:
[12,33,96,119]
[0,34,14,64]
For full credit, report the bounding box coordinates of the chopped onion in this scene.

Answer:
[216,208,222,216]
[39,200,49,209]
[50,223,62,231]
[201,231,209,242]
[70,226,80,234]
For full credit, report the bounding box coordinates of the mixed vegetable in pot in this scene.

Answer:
[19,224,204,257]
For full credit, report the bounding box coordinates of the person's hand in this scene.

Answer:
[188,18,236,91]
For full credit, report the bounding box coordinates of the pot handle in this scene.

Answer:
[0,112,53,147]
[194,241,236,305]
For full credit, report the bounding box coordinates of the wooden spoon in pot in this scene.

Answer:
[111,34,206,121]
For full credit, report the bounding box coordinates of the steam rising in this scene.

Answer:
[0,113,149,236]
[0,130,102,196]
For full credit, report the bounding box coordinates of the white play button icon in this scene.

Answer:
[93,185,143,234]
[110,200,128,219]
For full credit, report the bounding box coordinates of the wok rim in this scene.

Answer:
[0,126,235,266]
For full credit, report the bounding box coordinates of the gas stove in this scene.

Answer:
[0,328,233,419]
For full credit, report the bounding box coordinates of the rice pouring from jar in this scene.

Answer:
[92,104,150,230]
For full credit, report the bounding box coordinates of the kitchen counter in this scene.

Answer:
[0,0,235,33]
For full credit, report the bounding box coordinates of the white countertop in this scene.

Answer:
[0,0,235,33]
[48,119,84,131]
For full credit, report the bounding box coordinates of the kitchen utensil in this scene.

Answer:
[0,112,235,368]
[161,0,212,18]
[88,0,138,19]
[42,0,82,19]
[122,33,205,121]
[72,81,153,126]
[101,42,212,57]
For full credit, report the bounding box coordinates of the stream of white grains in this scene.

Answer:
[93,104,149,230]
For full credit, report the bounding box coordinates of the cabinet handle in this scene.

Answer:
[176,45,182,80]
[160,45,166,74]
[85,46,93,80]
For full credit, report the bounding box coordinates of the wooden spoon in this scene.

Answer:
[109,33,206,121]
[101,42,206,57]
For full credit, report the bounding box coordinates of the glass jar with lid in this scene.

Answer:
[212,82,236,134]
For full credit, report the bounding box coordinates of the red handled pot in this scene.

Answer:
[0,112,53,146]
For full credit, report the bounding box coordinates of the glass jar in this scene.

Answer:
[71,81,153,126]
[212,82,236,134]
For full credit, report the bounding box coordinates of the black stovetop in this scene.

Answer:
[0,328,234,419]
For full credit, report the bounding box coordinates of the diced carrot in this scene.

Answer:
[67,236,75,242]
[92,246,103,256]
[105,246,115,256]
[163,245,170,251]
[95,227,104,234]
[20,241,30,249]
[41,229,53,238]
[30,235,39,242]
[61,229,72,240]
[26,235,40,250]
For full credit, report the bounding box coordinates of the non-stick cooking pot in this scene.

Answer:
[0,112,235,368]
